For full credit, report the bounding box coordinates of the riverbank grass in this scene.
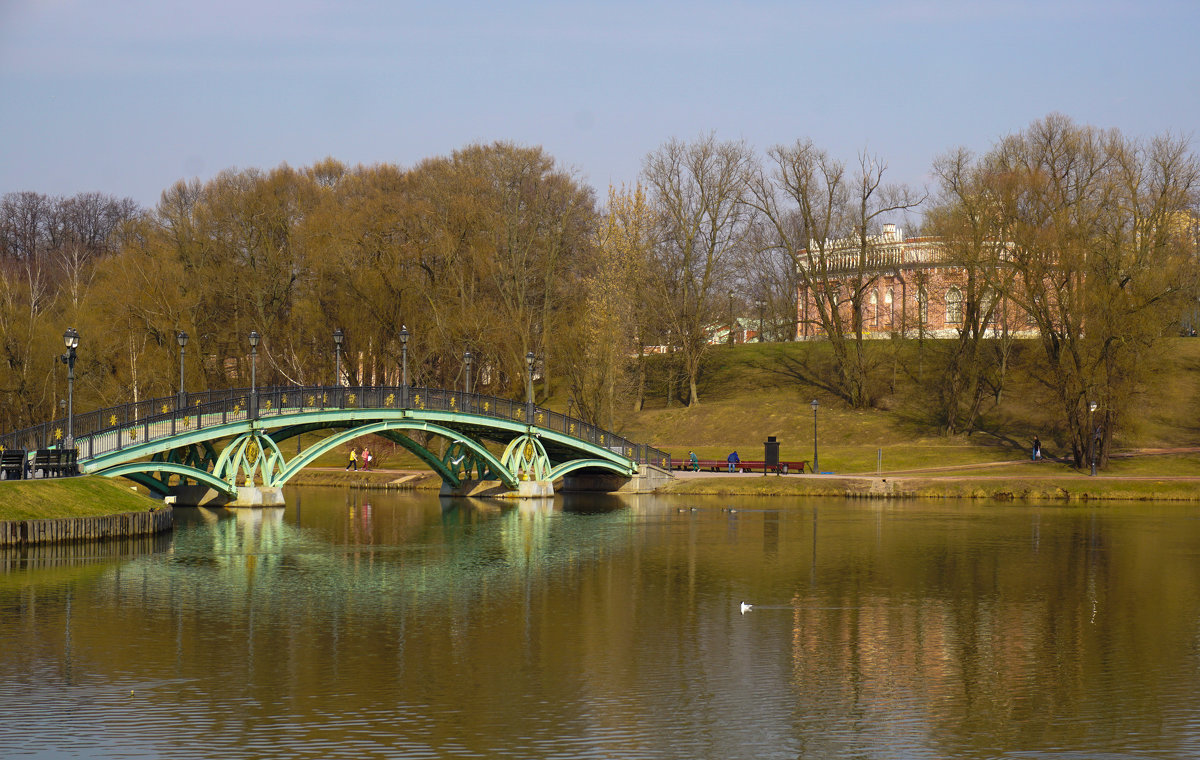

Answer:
[660,474,1200,501]
[0,476,158,521]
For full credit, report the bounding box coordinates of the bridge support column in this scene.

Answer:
[561,464,672,494]
[440,479,554,499]
[167,484,285,507]
[168,484,231,507]
[229,486,285,507]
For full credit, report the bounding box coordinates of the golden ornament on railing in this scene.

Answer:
[385,393,395,406]
[54,428,62,440]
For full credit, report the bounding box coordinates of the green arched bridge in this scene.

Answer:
[0,386,672,505]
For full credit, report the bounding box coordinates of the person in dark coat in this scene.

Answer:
[727,451,740,473]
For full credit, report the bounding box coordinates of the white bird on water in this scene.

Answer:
[740,601,753,614]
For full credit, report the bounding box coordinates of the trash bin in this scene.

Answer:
[764,436,779,473]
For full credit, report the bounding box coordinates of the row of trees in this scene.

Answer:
[1,117,1196,471]
[925,116,1200,466]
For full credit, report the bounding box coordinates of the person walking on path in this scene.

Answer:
[689,451,699,472]
[346,447,358,471]
[727,451,740,473]
[1032,436,1041,461]
[362,446,371,471]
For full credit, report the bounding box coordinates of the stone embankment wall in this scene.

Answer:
[0,508,173,546]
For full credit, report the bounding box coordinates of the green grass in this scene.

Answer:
[603,338,1200,476]
[0,476,160,521]
[661,474,1200,501]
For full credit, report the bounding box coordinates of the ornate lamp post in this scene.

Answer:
[811,398,819,475]
[728,290,735,345]
[464,350,473,395]
[176,331,188,405]
[333,327,344,387]
[400,325,409,407]
[1089,401,1098,476]
[248,330,259,418]
[525,351,535,419]
[60,328,79,448]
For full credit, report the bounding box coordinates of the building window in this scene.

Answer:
[917,287,928,325]
[869,291,878,327]
[885,288,894,327]
[945,287,963,325]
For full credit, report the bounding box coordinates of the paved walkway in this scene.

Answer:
[668,446,1200,482]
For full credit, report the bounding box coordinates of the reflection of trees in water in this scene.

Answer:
[781,504,1200,756]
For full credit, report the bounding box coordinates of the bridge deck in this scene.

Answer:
[0,385,670,473]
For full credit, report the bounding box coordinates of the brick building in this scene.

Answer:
[795,224,1036,340]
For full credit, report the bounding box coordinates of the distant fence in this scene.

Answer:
[0,507,173,547]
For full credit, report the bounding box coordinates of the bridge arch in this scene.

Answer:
[10,384,671,499]
[96,461,238,498]
[273,420,515,489]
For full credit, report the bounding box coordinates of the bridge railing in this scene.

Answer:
[0,385,671,469]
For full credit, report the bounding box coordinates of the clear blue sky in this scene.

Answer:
[1,0,1196,209]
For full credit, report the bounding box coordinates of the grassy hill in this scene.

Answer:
[609,337,1200,475]
[286,337,1200,479]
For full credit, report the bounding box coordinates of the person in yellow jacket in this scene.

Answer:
[346,448,358,471]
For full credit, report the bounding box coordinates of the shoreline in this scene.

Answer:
[657,471,1200,501]
[292,466,1200,502]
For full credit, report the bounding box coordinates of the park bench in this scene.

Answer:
[33,448,78,478]
[0,449,27,480]
[671,458,808,474]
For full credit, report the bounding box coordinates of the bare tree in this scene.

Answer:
[642,134,755,406]
[987,115,1200,468]
[923,147,1018,434]
[747,141,923,407]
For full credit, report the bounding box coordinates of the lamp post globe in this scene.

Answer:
[333,327,344,387]
[1089,401,1098,476]
[400,325,409,407]
[525,351,535,408]
[728,290,735,345]
[176,331,188,404]
[811,399,819,475]
[61,328,80,448]
[248,330,259,417]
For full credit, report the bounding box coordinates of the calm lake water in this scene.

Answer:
[2,488,1200,759]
